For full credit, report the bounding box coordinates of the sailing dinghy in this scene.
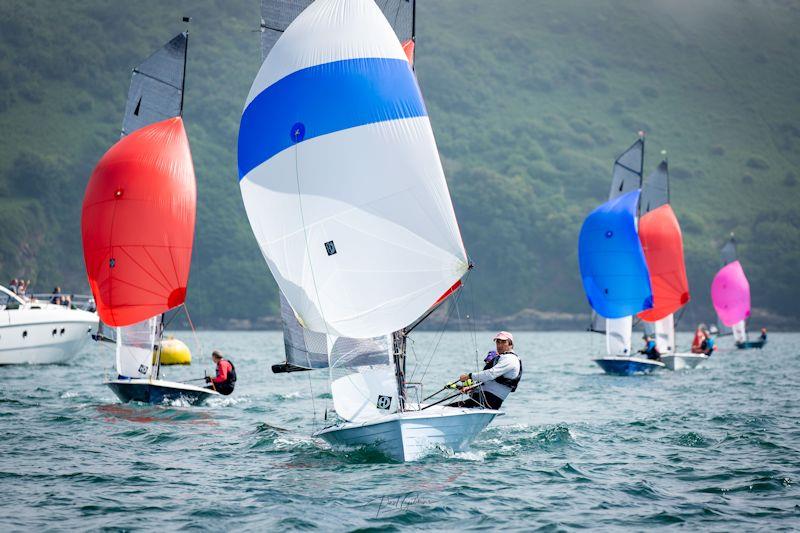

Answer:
[580,138,662,375]
[636,160,699,370]
[82,27,217,405]
[711,235,764,350]
[239,0,500,461]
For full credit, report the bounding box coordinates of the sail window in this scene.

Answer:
[325,241,337,256]
[134,97,142,116]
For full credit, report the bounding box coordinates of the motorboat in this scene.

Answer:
[0,285,98,364]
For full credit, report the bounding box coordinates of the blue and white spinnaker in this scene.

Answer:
[238,0,467,339]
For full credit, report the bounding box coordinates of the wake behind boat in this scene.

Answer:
[661,352,707,371]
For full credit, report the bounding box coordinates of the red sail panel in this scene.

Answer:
[81,117,196,327]
[402,39,415,66]
[637,204,690,322]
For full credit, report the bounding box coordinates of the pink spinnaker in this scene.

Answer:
[711,260,751,327]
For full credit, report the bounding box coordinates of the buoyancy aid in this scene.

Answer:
[483,351,522,392]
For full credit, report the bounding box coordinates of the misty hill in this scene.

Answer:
[1,0,798,328]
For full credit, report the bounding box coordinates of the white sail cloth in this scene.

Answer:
[116,317,158,379]
[239,0,467,338]
[732,320,747,344]
[606,316,632,356]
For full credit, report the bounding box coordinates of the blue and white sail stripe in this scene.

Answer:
[238,0,468,339]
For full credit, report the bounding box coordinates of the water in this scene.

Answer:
[1,331,798,530]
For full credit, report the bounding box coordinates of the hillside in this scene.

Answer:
[1,0,798,328]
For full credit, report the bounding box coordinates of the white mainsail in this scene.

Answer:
[239,0,467,340]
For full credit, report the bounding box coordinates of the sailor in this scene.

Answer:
[205,350,237,395]
[449,331,521,410]
[759,328,767,341]
[701,332,715,356]
[691,324,706,354]
[639,334,660,360]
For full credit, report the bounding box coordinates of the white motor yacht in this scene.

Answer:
[0,285,99,364]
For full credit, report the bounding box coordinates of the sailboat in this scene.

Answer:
[580,137,662,375]
[711,235,764,349]
[239,0,501,461]
[636,160,699,370]
[81,25,218,405]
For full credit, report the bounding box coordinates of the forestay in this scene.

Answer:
[239,0,468,338]
[122,32,187,136]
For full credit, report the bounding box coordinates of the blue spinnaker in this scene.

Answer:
[578,189,653,318]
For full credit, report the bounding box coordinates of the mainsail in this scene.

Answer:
[239,0,467,340]
[122,32,188,137]
[260,0,415,63]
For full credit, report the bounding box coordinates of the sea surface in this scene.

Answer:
[1,331,798,531]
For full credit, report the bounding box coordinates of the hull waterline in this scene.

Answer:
[593,356,665,376]
[105,378,219,405]
[315,406,502,462]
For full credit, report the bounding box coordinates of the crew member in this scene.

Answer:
[449,331,521,410]
[759,328,767,342]
[691,325,706,354]
[206,351,236,395]
[639,334,661,360]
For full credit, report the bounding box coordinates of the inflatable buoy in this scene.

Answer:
[157,337,192,365]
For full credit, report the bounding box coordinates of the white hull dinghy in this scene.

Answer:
[316,406,501,462]
[661,352,707,371]
[238,0,498,461]
[0,286,98,365]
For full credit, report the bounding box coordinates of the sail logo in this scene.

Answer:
[325,241,337,256]
[376,395,392,410]
[138,364,148,375]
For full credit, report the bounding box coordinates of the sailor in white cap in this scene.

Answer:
[450,331,522,410]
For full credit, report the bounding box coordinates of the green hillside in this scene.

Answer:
[1,0,798,328]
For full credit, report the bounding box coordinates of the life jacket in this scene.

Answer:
[483,351,522,392]
[216,359,236,395]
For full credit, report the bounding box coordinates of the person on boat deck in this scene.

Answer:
[639,334,660,360]
[205,351,236,395]
[700,331,715,356]
[448,331,521,410]
[691,324,706,354]
[51,287,62,305]
[759,328,768,341]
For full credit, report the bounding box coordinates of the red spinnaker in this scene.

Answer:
[637,204,690,322]
[81,117,196,327]
[402,39,415,66]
